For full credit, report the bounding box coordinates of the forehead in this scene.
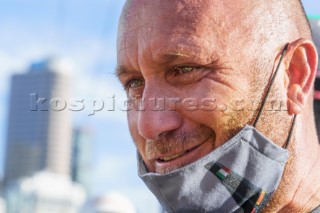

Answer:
[117,0,255,67]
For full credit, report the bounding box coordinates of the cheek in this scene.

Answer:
[177,78,252,144]
[177,79,232,123]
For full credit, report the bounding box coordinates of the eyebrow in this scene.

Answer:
[153,50,203,67]
[115,52,192,78]
[115,66,131,79]
[115,50,217,78]
[162,52,192,63]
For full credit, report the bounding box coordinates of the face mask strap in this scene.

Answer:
[283,114,297,149]
[253,43,289,128]
[251,43,297,149]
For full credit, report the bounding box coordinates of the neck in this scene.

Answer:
[262,110,320,213]
[279,147,320,212]
[280,113,320,212]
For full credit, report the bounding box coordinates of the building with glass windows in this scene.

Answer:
[3,58,72,185]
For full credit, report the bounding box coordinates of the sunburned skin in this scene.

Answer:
[117,0,320,212]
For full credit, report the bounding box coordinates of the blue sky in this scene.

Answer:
[0,0,319,212]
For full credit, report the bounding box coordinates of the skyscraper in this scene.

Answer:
[310,18,320,137]
[71,127,92,194]
[3,58,72,185]
[310,19,320,70]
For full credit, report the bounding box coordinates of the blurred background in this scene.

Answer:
[0,0,319,213]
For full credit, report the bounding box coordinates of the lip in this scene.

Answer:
[154,136,214,174]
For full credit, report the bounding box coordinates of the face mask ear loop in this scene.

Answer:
[253,44,289,128]
[283,114,297,149]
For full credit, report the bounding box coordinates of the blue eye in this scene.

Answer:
[124,78,145,99]
[167,65,210,85]
[174,66,200,75]
[125,79,144,89]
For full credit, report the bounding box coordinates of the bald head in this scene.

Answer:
[119,0,311,51]
[117,0,314,105]
[281,0,311,38]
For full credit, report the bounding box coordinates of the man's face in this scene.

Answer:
[117,0,277,174]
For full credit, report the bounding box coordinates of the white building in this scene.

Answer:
[0,197,6,213]
[81,192,137,213]
[5,171,85,213]
[4,58,72,185]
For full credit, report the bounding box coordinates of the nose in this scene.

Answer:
[137,83,182,140]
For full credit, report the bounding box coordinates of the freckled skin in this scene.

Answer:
[117,0,320,212]
[119,0,258,173]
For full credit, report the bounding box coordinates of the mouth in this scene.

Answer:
[154,136,214,174]
[158,144,202,162]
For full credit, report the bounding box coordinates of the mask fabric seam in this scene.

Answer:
[240,138,287,164]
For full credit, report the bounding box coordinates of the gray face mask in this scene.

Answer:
[138,44,296,213]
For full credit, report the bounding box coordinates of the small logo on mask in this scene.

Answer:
[205,161,273,213]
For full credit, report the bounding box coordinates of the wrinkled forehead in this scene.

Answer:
[118,0,251,49]
[121,0,216,26]
[119,1,213,40]
[116,0,266,68]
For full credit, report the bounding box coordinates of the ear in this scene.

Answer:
[285,39,318,115]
